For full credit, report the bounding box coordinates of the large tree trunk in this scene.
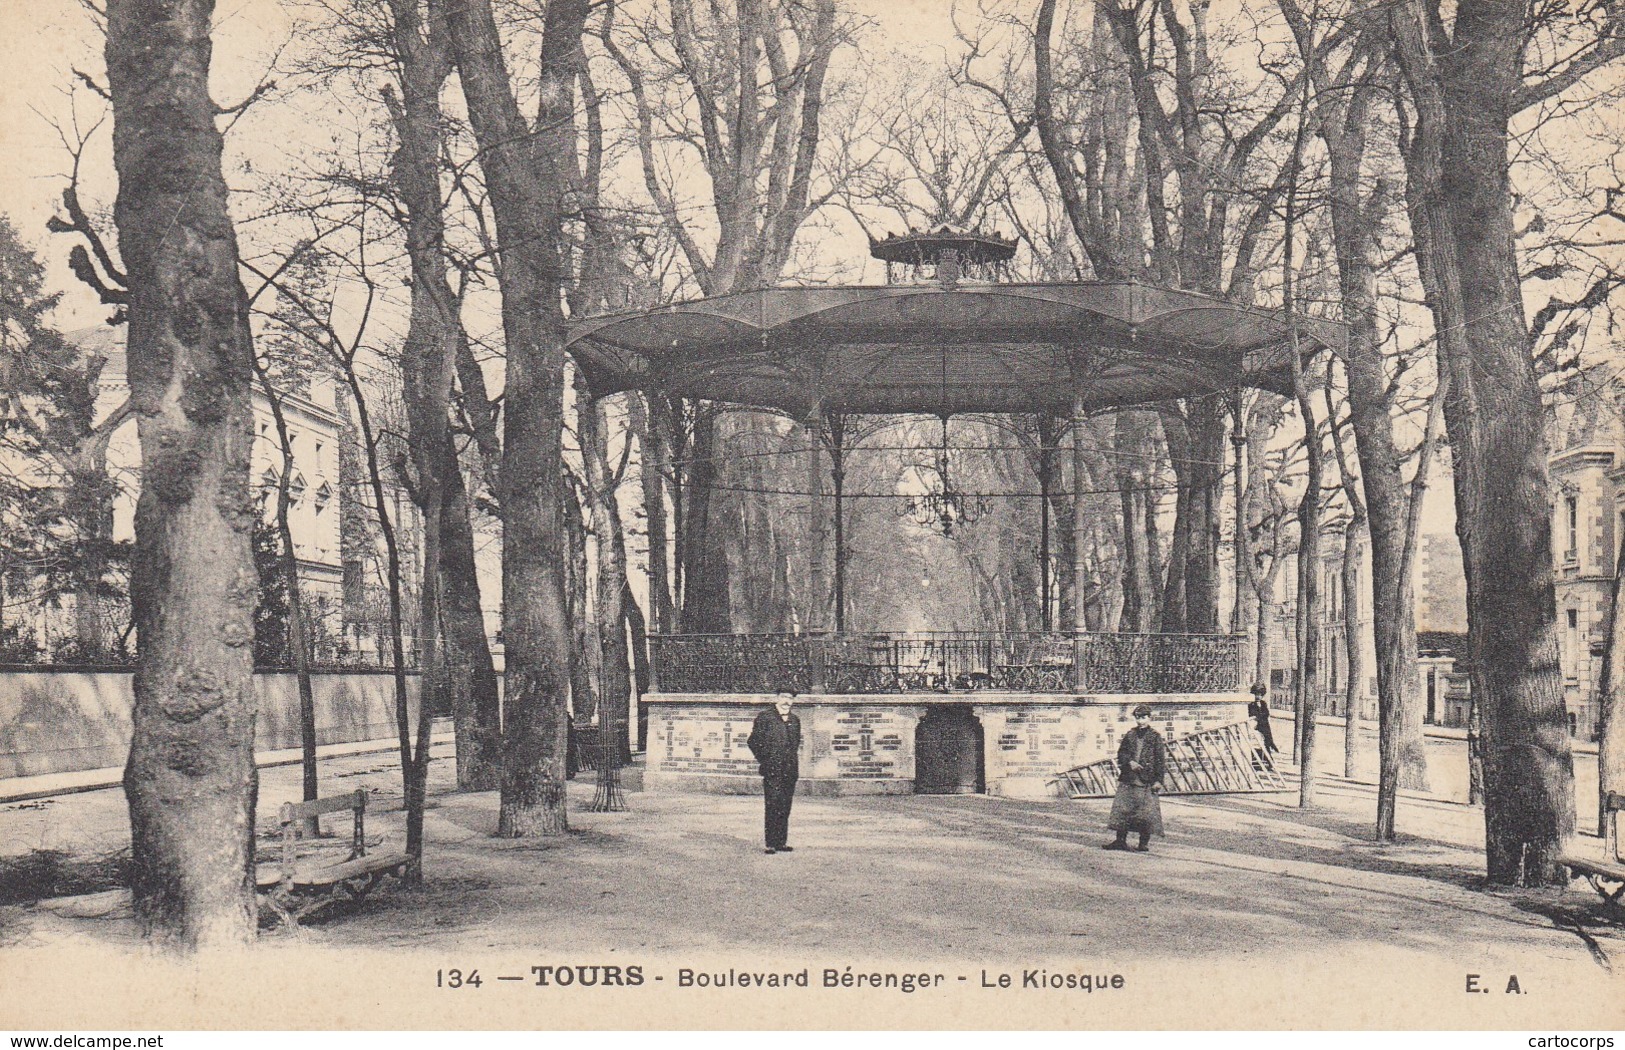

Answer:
[1292,374,1323,807]
[1115,413,1157,632]
[629,393,673,634]
[1181,399,1226,634]
[1378,388,1449,832]
[255,373,319,833]
[1050,448,1077,631]
[445,0,586,837]
[624,584,651,750]
[1146,402,1226,641]
[578,378,632,764]
[1284,108,1320,808]
[439,446,501,791]
[70,461,115,658]
[680,409,730,632]
[108,0,260,949]
[1158,473,1190,630]
[1340,522,1365,779]
[1117,489,1142,632]
[389,0,460,875]
[1392,0,1575,884]
[1297,32,1433,820]
[563,480,597,722]
[1326,361,1371,786]
[1345,317,1432,807]
[732,422,793,633]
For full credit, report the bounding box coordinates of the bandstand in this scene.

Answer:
[568,229,1342,798]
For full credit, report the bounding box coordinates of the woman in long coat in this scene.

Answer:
[1104,704,1168,852]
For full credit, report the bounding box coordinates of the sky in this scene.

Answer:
[0,0,301,328]
[0,0,1466,540]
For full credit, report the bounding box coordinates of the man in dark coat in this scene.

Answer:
[1105,704,1167,852]
[747,691,802,854]
[1247,682,1279,754]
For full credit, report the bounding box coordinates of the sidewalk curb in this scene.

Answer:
[1273,711,1600,756]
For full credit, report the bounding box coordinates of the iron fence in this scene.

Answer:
[649,631,1242,695]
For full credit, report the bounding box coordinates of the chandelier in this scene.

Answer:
[899,416,990,537]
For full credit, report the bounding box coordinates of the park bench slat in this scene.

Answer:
[1557,856,1625,882]
[1560,791,1625,908]
[292,850,410,887]
[257,789,404,927]
[280,790,367,822]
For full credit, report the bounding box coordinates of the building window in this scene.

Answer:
[1567,608,1580,681]
[1566,495,1579,562]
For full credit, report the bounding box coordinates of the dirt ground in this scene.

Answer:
[1,743,1622,1029]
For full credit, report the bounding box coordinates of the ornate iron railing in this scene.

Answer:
[648,634,818,694]
[1073,632,1242,693]
[649,631,1241,695]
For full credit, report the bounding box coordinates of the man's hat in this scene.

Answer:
[1250,682,1267,696]
[1132,703,1154,717]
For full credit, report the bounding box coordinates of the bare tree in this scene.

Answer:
[1009,0,1320,633]
[1388,0,1593,883]
[105,0,262,948]
[1325,375,1366,780]
[603,0,844,295]
[252,358,320,835]
[292,0,504,793]
[576,377,635,764]
[379,0,460,870]
[1278,0,1440,838]
[245,236,434,871]
[444,0,588,836]
[1239,393,1293,688]
[601,0,848,634]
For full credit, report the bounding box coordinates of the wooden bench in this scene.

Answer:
[1558,791,1625,909]
[256,789,409,927]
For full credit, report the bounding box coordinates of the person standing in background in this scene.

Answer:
[1104,704,1167,852]
[747,691,802,855]
[1248,682,1279,755]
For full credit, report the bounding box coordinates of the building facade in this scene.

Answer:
[1289,371,1625,740]
[1546,372,1625,739]
[17,327,347,659]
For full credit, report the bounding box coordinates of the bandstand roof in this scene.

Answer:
[566,281,1344,418]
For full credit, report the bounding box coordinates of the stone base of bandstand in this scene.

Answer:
[645,692,1248,799]
[641,771,915,796]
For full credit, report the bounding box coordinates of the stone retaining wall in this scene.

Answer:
[645,692,1249,799]
[0,668,418,779]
